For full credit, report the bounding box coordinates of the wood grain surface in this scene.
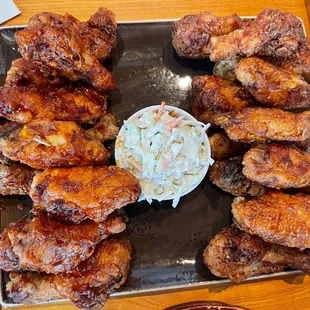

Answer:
[1,1,310,310]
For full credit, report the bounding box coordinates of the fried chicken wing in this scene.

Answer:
[215,108,310,144]
[210,9,303,61]
[235,57,310,110]
[86,113,119,142]
[204,227,310,282]
[0,213,125,274]
[15,9,116,91]
[5,58,64,88]
[232,191,310,249]
[30,166,141,223]
[0,121,110,169]
[172,12,244,59]
[272,38,310,82]
[0,154,34,195]
[7,239,132,309]
[7,272,60,305]
[191,75,253,124]
[209,156,266,196]
[209,131,248,161]
[242,144,310,189]
[0,85,106,124]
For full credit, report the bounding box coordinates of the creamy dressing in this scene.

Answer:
[116,105,213,207]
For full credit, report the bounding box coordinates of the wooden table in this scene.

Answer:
[2,1,310,309]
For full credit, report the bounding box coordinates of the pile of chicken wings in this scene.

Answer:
[172,9,310,282]
[0,8,142,309]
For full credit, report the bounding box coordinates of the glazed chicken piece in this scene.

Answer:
[191,75,253,124]
[0,85,106,124]
[232,191,310,250]
[209,131,248,161]
[0,121,110,169]
[204,227,310,282]
[209,156,266,196]
[15,9,116,91]
[7,239,132,309]
[215,108,310,144]
[242,144,310,189]
[235,57,310,110]
[30,166,141,224]
[86,113,119,142]
[272,38,310,82]
[0,154,34,195]
[5,58,64,88]
[172,12,244,59]
[0,213,125,274]
[210,9,303,61]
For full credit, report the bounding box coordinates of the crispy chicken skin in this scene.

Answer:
[209,156,266,197]
[191,75,253,124]
[5,58,64,88]
[204,227,310,282]
[30,166,141,224]
[15,9,116,91]
[215,108,310,144]
[210,9,303,61]
[0,121,110,169]
[86,113,119,142]
[0,156,34,195]
[235,57,310,110]
[7,239,132,309]
[7,272,60,305]
[0,213,125,274]
[209,131,248,161]
[232,191,310,250]
[172,12,243,59]
[242,144,310,189]
[0,86,106,124]
[272,38,310,82]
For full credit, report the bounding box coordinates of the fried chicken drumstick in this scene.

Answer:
[30,166,141,224]
[210,9,303,61]
[0,121,110,169]
[0,213,125,274]
[232,191,310,250]
[15,8,116,91]
[204,227,310,282]
[235,57,310,110]
[215,108,310,144]
[191,75,253,124]
[7,239,132,309]
[172,12,244,59]
[242,144,310,189]
[209,156,266,197]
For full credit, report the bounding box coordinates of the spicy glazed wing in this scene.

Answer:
[7,239,132,309]
[232,191,310,249]
[191,75,253,124]
[0,213,125,274]
[210,9,303,61]
[209,156,266,196]
[235,57,310,110]
[242,144,310,189]
[0,85,106,124]
[0,121,110,169]
[215,108,310,144]
[15,9,116,91]
[204,227,310,282]
[172,12,244,59]
[30,166,141,223]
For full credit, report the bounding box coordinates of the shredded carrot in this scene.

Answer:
[125,158,142,172]
[155,101,166,122]
[167,116,185,131]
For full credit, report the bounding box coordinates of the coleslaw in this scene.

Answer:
[115,102,213,208]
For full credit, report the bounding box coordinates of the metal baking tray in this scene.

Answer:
[0,18,306,307]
